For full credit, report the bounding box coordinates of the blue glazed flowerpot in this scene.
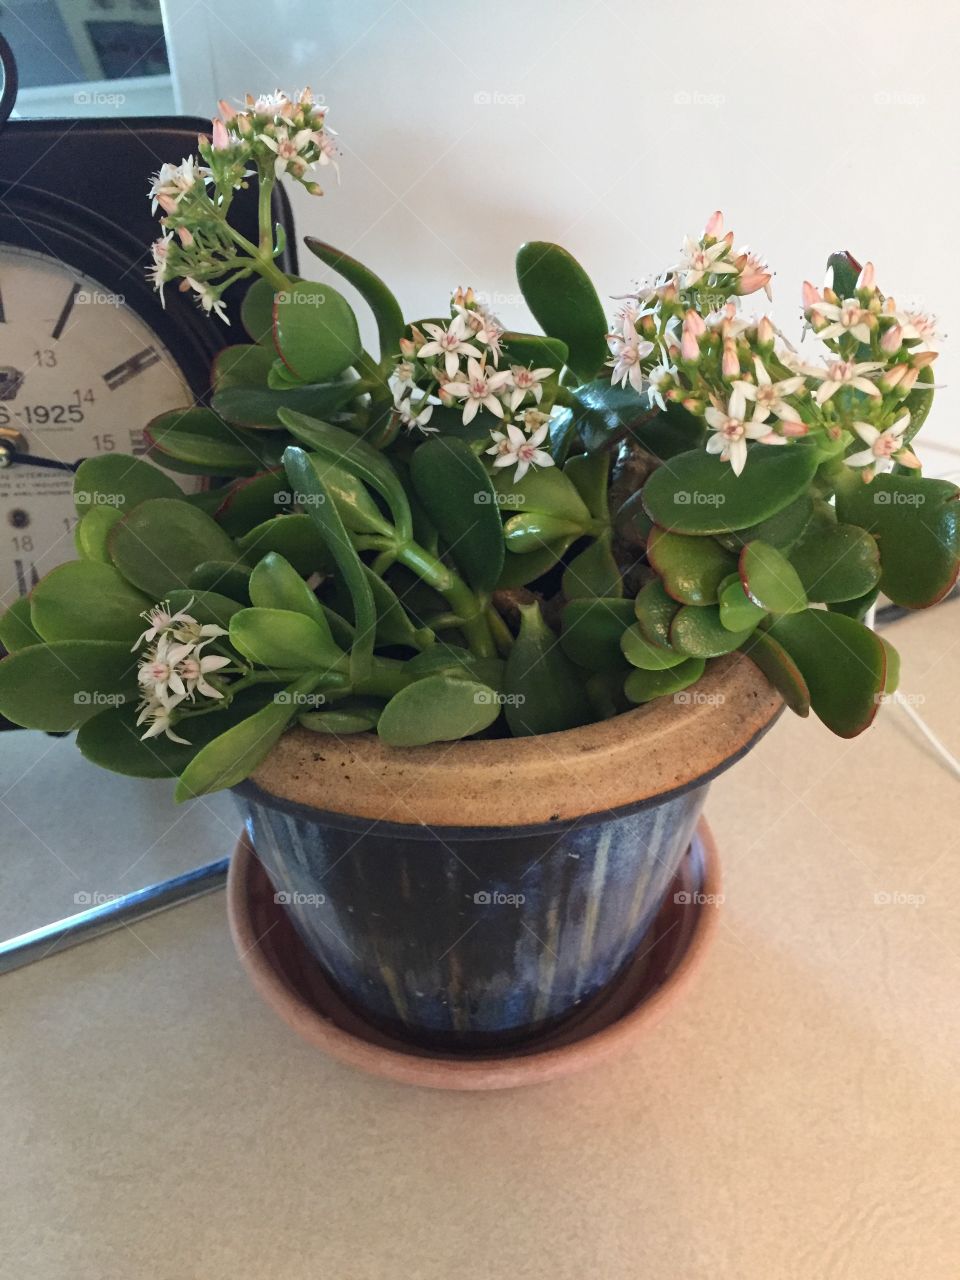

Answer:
[234,656,781,1053]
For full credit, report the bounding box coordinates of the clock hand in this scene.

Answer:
[0,435,80,472]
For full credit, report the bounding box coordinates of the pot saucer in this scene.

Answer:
[227,819,721,1091]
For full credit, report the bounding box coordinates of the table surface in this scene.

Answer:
[2,603,958,1280]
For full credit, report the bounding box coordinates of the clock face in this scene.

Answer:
[0,244,196,607]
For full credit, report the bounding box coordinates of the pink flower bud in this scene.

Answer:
[898,368,920,393]
[176,226,194,247]
[802,281,822,310]
[780,421,808,438]
[683,309,706,337]
[737,270,772,297]
[212,118,231,151]
[680,332,699,362]
[856,261,876,290]
[721,340,739,378]
[912,349,938,367]
[880,324,903,354]
[880,364,908,390]
[218,99,238,121]
[703,210,724,240]
[398,337,416,358]
[756,317,775,346]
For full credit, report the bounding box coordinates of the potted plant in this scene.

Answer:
[1,90,956,1060]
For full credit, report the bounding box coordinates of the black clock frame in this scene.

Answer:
[0,116,298,400]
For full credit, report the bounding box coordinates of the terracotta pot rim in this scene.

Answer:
[248,652,782,829]
[227,821,722,1090]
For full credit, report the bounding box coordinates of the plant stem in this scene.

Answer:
[395,541,496,658]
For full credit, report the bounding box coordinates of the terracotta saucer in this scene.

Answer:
[227,819,721,1091]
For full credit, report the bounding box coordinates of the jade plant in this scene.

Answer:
[0,89,956,799]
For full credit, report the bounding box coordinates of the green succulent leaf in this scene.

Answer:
[826,250,861,300]
[166,589,243,630]
[108,498,238,598]
[560,597,634,670]
[504,601,594,735]
[620,623,687,670]
[249,552,329,630]
[214,470,288,537]
[272,281,363,382]
[835,472,960,608]
[642,445,820,534]
[145,408,264,475]
[634,579,680,649]
[76,686,278,779]
[283,446,377,681]
[515,241,607,383]
[738,629,810,716]
[0,640,137,731]
[715,493,814,553]
[241,276,279,344]
[187,561,252,603]
[624,658,706,705]
[409,436,505,592]
[279,409,411,539]
[30,561,151,643]
[670,605,758,657]
[739,541,807,614]
[495,538,574,588]
[238,515,329,578]
[564,452,610,520]
[229,607,342,671]
[647,527,738,606]
[562,532,623,599]
[213,379,363,429]
[75,506,123,563]
[503,513,585,553]
[493,464,591,524]
[73,453,185,520]
[175,674,320,800]
[499,331,569,373]
[717,574,767,633]
[0,596,41,653]
[299,700,383,735]
[211,343,274,392]
[567,382,652,454]
[304,237,406,363]
[767,608,887,736]
[377,675,501,746]
[789,523,881,603]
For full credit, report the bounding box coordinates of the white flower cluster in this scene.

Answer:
[608,212,939,479]
[146,89,336,319]
[391,287,557,482]
[133,600,231,745]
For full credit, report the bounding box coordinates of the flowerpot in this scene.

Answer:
[232,655,780,1055]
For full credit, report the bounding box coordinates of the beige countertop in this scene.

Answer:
[2,603,958,1280]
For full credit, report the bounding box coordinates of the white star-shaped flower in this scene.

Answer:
[446,358,512,425]
[416,316,483,380]
[485,422,554,483]
[809,359,884,405]
[846,413,920,480]
[733,357,806,430]
[675,235,738,288]
[704,388,775,476]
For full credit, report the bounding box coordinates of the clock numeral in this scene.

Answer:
[14,558,39,597]
[33,349,57,369]
[91,433,116,453]
[103,347,161,391]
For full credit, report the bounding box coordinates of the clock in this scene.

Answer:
[0,43,297,611]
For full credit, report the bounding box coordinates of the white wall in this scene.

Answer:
[162,0,959,466]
